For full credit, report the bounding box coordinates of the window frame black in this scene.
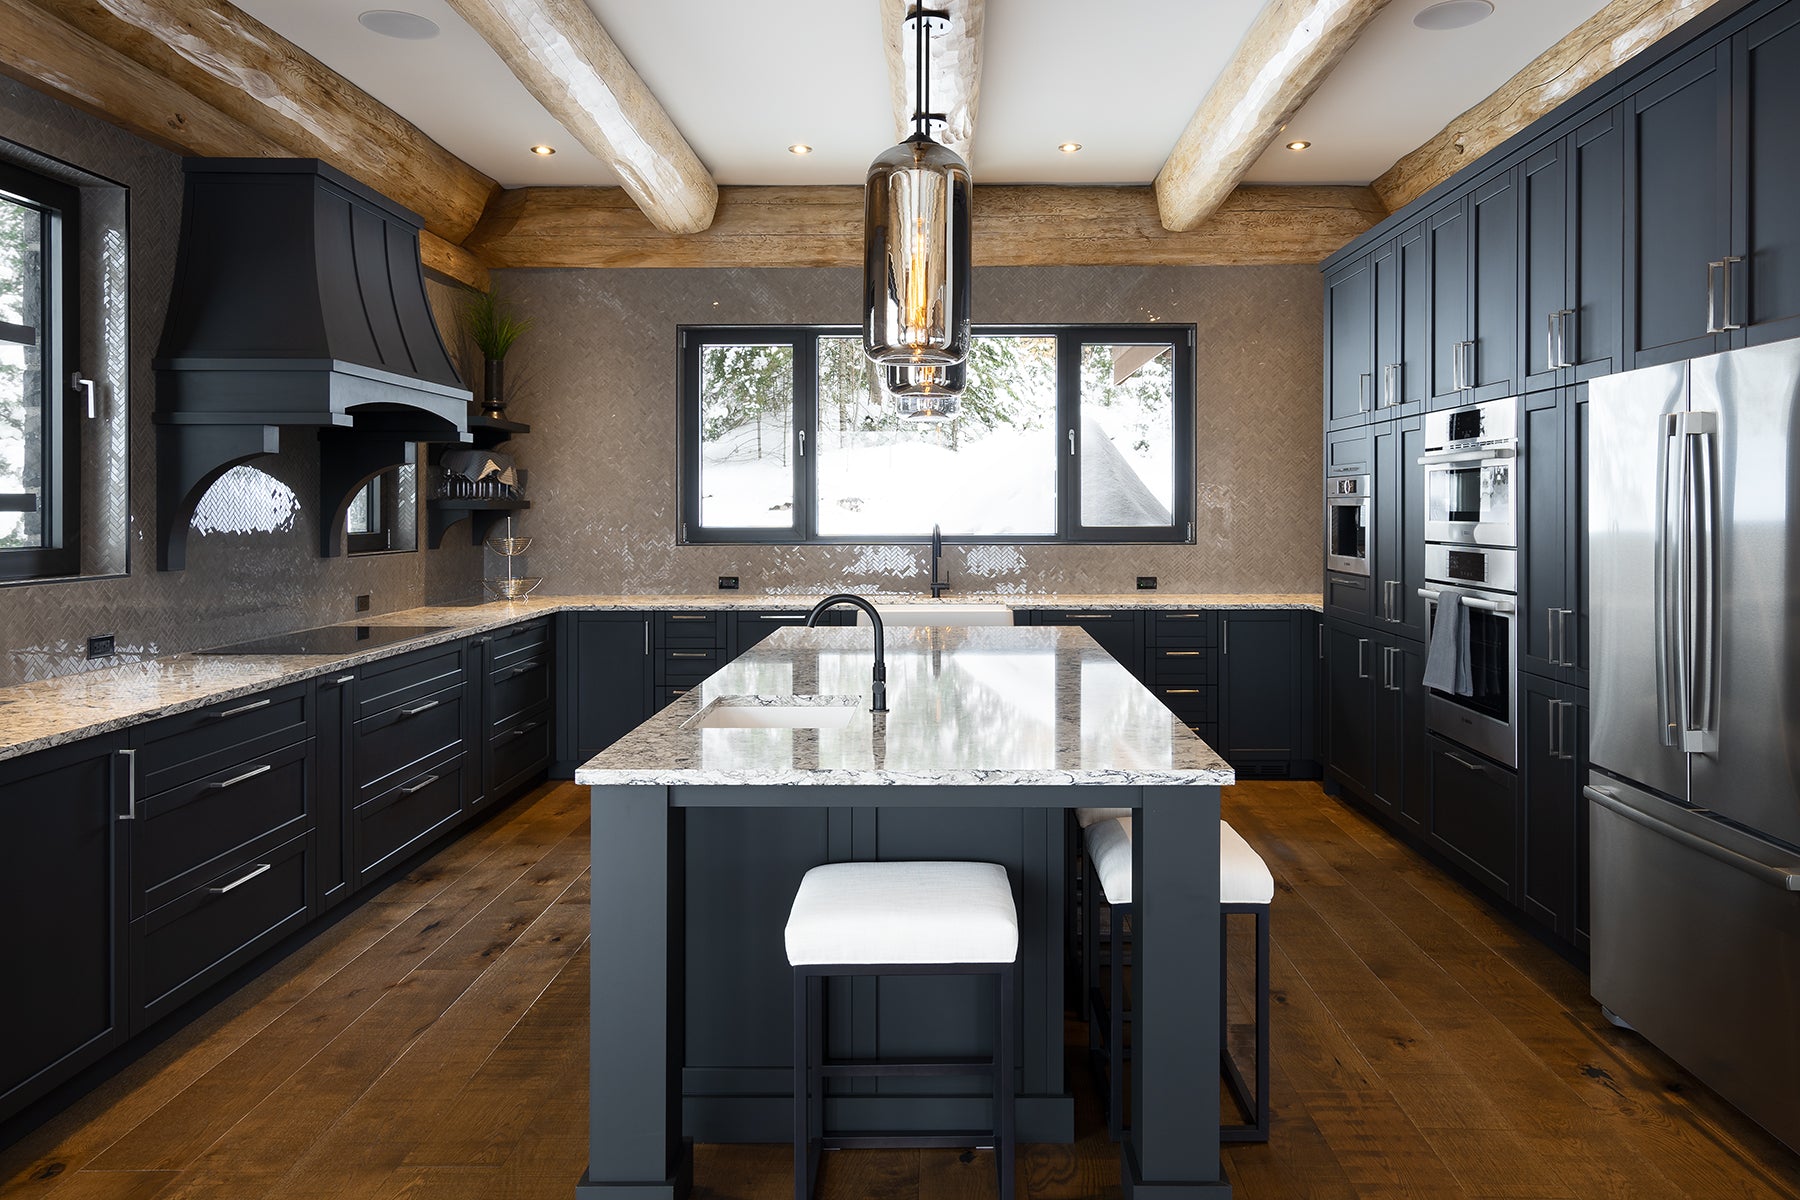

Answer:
[0,159,81,581]
[678,323,1196,546]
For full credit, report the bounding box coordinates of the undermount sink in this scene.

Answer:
[853,603,1012,627]
[685,695,861,730]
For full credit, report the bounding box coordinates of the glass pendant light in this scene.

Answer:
[863,6,971,371]
[887,358,964,423]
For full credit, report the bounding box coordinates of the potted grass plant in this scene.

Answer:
[461,288,534,417]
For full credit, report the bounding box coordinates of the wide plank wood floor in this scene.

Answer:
[3,779,1797,1200]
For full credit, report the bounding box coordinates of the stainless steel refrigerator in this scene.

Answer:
[1588,337,1800,1153]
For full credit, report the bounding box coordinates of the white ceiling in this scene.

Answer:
[234,0,1611,192]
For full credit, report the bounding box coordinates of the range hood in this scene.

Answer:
[153,158,472,569]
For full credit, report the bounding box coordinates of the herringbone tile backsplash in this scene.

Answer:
[491,263,1324,598]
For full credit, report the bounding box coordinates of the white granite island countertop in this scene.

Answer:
[575,625,1235,788]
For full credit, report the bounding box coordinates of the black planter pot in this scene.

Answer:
[482,357,506,417]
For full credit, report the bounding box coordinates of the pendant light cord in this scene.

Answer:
[912,5,930,137]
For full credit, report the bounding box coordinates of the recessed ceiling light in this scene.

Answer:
[357,9,440,39]
[788,143,813,155]
[1413,0,1494,31]
[1287,140,1312,151]
[1058,142,1082,154]
[529,144,556,156]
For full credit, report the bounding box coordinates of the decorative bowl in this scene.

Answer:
[483,576,542,599]
[486,536,533,556]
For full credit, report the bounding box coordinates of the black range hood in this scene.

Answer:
[154,158,473,569]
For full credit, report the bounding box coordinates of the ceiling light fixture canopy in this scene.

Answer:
[863,5,972,382]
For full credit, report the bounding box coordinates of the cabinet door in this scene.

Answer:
[1469,170,1521,399]
[1427,201,1471,404]
[561,613,654,766]
[1373,239,1403,413]
[1569,108,1624,381]
[1036,610,1143,680]
[1565,387,1591,685]
[1737,8,1800,345]
[1373,638,1429,831]
[1327,256,1376,426]
[1521,389,1567,681]
[1520,677,1577,939]
[1398,224,1431,411]
[1522,143,1569,392]
[1426,736,1519,904]
[1372,419,1429,642]
[1220,612,1296,770]
[1626,47,1733,368]
[0,738,129,1122]
[1324,623,1379,797]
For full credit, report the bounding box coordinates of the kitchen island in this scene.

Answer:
[575,624,1236,1199]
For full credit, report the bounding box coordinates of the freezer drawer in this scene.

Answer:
[1588,776,1800,1153]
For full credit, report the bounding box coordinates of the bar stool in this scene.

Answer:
[1082,816,1273,1142]
[785,860,1018,1200]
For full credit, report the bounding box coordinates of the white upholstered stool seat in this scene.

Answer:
[1082,817,1276,906]
[784,861,1019,967]
[1074,806,1131,829]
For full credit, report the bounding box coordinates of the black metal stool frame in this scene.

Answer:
[792,961,1016,1200]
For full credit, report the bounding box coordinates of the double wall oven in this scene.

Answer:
[1418,398,1521,768]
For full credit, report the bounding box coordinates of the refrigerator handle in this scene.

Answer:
[1655,414,1680,748]
[1586,785,1800,891]
[1681,413,1720,752]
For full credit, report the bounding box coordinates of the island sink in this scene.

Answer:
[684,695,860,730]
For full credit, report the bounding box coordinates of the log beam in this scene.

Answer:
[421,232,491,292]
[1372,0,1730,212]
[882,0,985,165]
[1156,0,1391,231]
[466,183,1385,269]
[443,0,717,235]
[22,0,498,244]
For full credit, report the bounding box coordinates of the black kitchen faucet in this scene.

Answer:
[806,594,887,713]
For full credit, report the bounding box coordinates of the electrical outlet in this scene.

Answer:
[87,634,115,659]
[718,576,740,590]
[354,593,372,613]
[1136,576,1158,590]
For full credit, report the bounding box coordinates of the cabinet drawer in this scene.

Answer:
[1148,646,1215,682]
[130,682,310,796]
[1151,683,1218,724]
[657,685,695,710]
[1324,573,1374,622]
[1150,611,1217,645]
[658,611,727,648]
[352,681,467,799]
[660,646,721,684]
[135,739,310,914]
[1427,736,1518,902]
[353,644,465,721]
[488,619,549,675]
[488,654,551,725]
[354,752,466,885]
[131,831,310,1030]
[487,707,551,799]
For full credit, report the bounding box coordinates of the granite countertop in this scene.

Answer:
[0,592,1318,763]
[575,625,1236,788]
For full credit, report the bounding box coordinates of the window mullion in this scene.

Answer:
[796,331,815,542]
[1057,332,1080,541]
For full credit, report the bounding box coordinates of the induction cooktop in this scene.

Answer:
[196,625,454,656]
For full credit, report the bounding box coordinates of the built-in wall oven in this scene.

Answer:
[1421,398,1518,549]
[1326,474,1371,576]
[1419,530,1520,767]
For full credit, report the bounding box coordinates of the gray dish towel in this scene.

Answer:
[1422,588,1474,696]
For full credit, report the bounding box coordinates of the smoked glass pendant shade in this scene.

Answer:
[887,358,964,423]
[863,132,972,369]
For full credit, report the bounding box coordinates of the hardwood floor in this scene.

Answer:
[3,779,1797,1200]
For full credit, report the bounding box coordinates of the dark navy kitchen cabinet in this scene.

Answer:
[1425,735,1519,906]
[1737,6,1800,345]
[1523,109,1624,392]
[0,736,130,1124]
[1323,622,1380,799]
[1521,676,1590,946]
[481,618,554,805]
[1325,620,1426,828]
[1522,385,1589,687]
[1218,611,1301,777]
[1428,171,1521,406]
[1326,253,1376,427]
[557,612,654,774]
[1371,416,1427,642]
[1029,608,1144,679]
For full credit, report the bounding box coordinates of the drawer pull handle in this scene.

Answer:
[399,774,440,795]
[400,700,440,718]
[510,721,543,738]
[1162,613,1201,619]
[670,651,711,659]
[1445,752,1487,775]
[1162,650,1202,657]
[670,615,709,621]
[212,697,272,719]
[1164,688,1201,695]
[759,614,804,620]
[335,674,355,685]
[118,748,137,822]
[208,862,272,895]
[1066,613,1114,619]
[209,764,273,791]
[509,661,544,677]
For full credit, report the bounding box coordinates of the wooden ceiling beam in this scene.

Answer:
[881,0,985,166]
[466,183,1385,269]
[1372,0,1730,213]
[443,0,717,235]
[22,0,498,244]
[1155,0,1391,232]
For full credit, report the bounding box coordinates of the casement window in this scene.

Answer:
[345,467,418,555]
[0,161,79,580]
[679,325,1195,544]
